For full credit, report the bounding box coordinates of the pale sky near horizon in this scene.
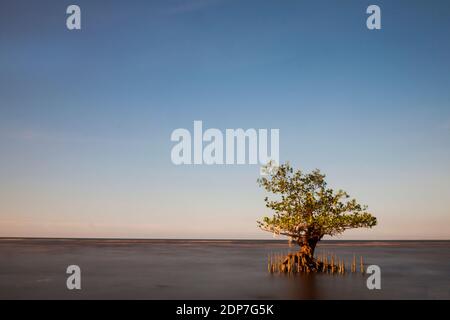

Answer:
[1,0,450,240]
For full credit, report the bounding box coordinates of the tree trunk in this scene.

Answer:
[299,236,319,258]
[295,236,320,271]
[281,236,321,272]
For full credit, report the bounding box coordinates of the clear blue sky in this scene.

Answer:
[1,0,449,239]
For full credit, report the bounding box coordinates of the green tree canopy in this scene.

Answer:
[257,162,377,252]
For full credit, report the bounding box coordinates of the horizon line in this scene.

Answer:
[1,237,449,241]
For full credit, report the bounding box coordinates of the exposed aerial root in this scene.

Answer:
[267,252,365,275]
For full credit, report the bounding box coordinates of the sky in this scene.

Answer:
[0,0,449,239]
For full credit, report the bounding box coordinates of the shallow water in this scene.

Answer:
[0,239,448,299]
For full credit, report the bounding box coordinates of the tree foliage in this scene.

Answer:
[257,162,377,244]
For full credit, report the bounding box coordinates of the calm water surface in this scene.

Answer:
[0,239,448,299]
